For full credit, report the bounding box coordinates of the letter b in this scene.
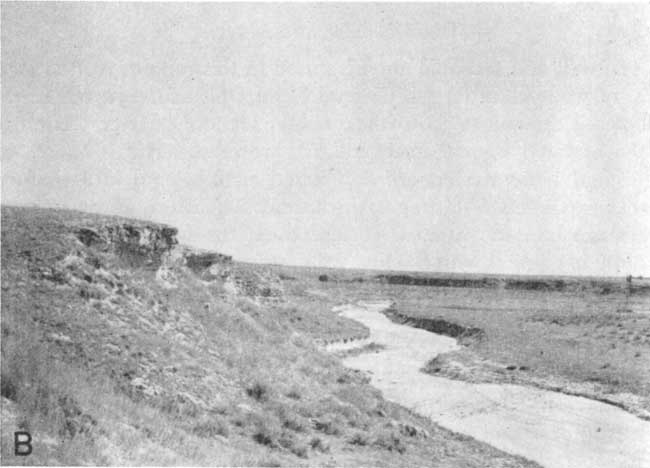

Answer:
[14,431,32,456]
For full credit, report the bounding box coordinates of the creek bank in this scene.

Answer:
[382,303,650,420]
[382,306,484,344]
[423,350,650,421]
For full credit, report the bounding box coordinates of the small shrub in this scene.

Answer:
[278,408,308,433]
[278,433,308,458]
[399,423,420,438]
[314,415,342,436]
[318,274,328,282]
[349,432,369,446]
[57,395,98,439]
[290,442,309,458]
[78,284,105,300]
[252,419,280,447]
[374,432,406,454]
[286,389,301,400]
[247,381,271,402]
[336,374,352,384]
[310,437,330,453]
[253,428,275,447]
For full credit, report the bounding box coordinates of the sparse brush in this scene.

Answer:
[278,432,309,458]
[192,414,229,438]
[276,406,308,432]
[252,416,281,447]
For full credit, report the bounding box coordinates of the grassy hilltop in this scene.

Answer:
[0,206,535,467]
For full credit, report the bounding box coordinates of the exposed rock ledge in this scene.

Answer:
[185,251,232,272]
[76,223,178,267]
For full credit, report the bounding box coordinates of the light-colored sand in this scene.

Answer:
[337,301,650,468]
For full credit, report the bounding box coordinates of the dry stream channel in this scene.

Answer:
[332,301,650,468]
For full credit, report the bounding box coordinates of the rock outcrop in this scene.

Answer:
[185,251,232,272]
[76,223,178,267]
[155,245,233,287]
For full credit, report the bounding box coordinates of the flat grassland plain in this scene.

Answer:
[2,206,649,466]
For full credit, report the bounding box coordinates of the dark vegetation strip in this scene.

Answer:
[374,274,650,295]
[382,307,485,342]
[376,275,501,289]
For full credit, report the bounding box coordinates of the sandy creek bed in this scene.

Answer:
[335,301,650,468]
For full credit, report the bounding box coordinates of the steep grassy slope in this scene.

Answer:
[0,206,535,467]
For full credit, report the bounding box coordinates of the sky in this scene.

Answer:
[2,3,649,276]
